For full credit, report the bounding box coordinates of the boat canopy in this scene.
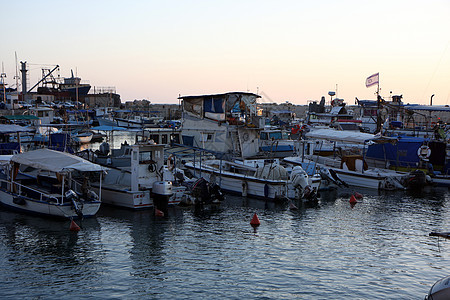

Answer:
[0,115,39,121]
[0,124,35,133]
[11,149,108,173]
[91,125,128,131]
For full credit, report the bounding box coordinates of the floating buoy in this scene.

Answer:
[250,213,260,227]
[155,208,164,217]
[289,202,298,210]
[353,192,363,200]
[69,220,81,232]
[349,195,357,205]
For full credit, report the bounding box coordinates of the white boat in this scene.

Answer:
[0,149,106,219]
[72,131,93,144]
[90,143,186,212]
[284,155,408,190]
[259,127,296,157]
[184,158,321,202]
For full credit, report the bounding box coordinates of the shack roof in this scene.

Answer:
[178,92,260,100]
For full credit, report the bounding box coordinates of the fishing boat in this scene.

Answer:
[365,135,449,187]
[0,149,106,219]
[284,129,416,190]
[258,127,296,157]
[184,158,321,202]
[89,143,186,213]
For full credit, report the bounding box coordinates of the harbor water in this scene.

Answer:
[0,132,449,299]
[1,187,449,298]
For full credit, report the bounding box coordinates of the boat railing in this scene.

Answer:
[0,178,60,203]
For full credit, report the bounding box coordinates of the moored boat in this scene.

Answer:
[0,149,106,219]
[184,158,321,202]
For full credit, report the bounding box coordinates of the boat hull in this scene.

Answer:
[93,185,152,209]
[93,185,182,210]
[285,156,406,190]
[185,162,287,200]
[0,189,100,219]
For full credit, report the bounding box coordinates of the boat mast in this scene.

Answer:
[1,62,6,106]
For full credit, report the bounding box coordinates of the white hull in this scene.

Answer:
[285,156,407,190]
[185,161,320,200]
[0,189,100,219]
[93,184,183,210]
[95,185,152,209]
[73,134,93,144]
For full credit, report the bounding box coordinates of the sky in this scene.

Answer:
[2,0,450,105]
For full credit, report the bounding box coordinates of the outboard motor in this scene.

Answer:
[209,182,224,203]
[407,169,427,189]
[191,177,217,205]
[151,181,173,216]
[65,189,83,219]
[99,142,110,156]
[290,166,309,190]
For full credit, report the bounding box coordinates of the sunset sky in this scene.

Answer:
[2,0,450,105]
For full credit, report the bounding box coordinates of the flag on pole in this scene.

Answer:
[365,73,379,88]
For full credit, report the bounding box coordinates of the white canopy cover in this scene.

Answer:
[0,124,34,134]
[305,128,376,144]
[11,149,108,173]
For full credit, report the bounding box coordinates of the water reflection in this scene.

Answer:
[0,208,104,298]
[97,206,175,281]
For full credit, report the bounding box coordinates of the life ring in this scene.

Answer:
[417,145,431,161]
[167,155,175,171]
[291,124,300,135]
[148,162,157,173]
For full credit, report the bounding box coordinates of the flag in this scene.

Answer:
[365,73,379,88]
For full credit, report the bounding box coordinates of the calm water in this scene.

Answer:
[0,187,449,299]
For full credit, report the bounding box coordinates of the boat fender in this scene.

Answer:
[242,181,248,197]
[148,162,157,173]
[264,184,269,198]
[13,197,26,205]
[417,145,431,161]
[167,155,175,171]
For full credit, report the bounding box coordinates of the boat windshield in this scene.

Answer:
[139,151,152,162]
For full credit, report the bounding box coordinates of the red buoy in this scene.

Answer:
[349,195,358,205]
[353,192,363,200]
[69,220,81,232]
[155,208,164,217]
[250,213,260,227]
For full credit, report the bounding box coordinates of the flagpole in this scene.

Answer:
[376,75,382,134]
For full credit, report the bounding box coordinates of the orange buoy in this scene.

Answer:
[69,220,81,232]
[250,213,260,227]
[155,208,165,217]
[349,195,357,205]
[353,192,363,200]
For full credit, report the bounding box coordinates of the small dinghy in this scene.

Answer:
[425,276,450,300]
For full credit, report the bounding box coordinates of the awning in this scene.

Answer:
[0,124,35,133]
[90,125,128,131]
[305,128,396,144]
